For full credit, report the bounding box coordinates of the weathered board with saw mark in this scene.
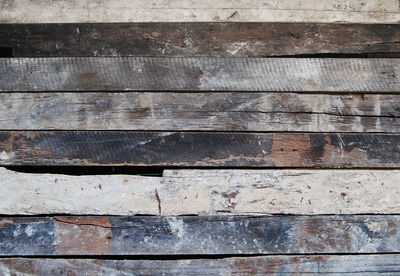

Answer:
[2,92,400,132]
[1,57,399,92]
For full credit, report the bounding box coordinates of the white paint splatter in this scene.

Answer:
[167,217,184,238]
[25,225,34,237]
[366,221,383,233]
[183,36,193,47]
[0,151,13,161]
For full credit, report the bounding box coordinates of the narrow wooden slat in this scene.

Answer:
[1,0,399,23]
[2,168,400,215]
[1,57,399,92]
[2,92,400,132]
[1,215,399,255]
[2,255,400,275]
[0,131,398,167]
[1,23,400,57]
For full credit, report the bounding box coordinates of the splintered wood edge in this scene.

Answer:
[1,0,399,23]
[0,215,399,255]
[1,167,400,215]
[1,255,400,274]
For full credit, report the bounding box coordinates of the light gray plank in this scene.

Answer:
[1,0,399,23]
[2,168,400,215]
[1,57,399,92]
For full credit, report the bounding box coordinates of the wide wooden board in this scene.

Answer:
[1,23,400,57]
[1,255,400,275]
[2,92,400,132]
[1,0,399,23]
[1,215,399,255]
[1,168,400,215]
[0,132,398,167]
[1,57,399,92]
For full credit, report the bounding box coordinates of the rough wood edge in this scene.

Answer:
[1,255,400,274]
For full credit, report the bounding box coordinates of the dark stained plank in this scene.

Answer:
[0,131,399,167]
[1,57,399,92]
[1,23,400,57]
[2,92,400,132]
[1,215,400,255]
[2,255,400,275]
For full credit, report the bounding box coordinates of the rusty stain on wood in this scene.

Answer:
[54,217,112,255]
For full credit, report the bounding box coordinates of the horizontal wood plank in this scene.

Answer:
[2,255,400,275]
[1,57,399,92]
[0,131,398,167]
[2,92,400,132]
[1,168,400,215]
[1,215,399,255]
[1,0,399,23]
[2,23,400,57]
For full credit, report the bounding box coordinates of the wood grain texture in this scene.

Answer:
[2,167,400,215]
[2,92,400,132]
[2,23,400,57]
[1,255,400,275]
[1,215,400,255]
[1,57,399,92]
[1,0,399,23]
[0,131,399,167]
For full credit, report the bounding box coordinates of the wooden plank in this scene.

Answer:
[1,255,400,275]
[1,215,400,255]
[1,57,399,92]
[1,23,400,57]
[2,167,400,215]
[1,0,399,23]
[2,92,400,133]
[0,131,399,167]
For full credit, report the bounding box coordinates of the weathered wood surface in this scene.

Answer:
[0,132,399,167]
[1,58,399,92]
[1,0,399,23]
[2,255,400,275]
[2,167,400,215]
[1,215,400,255]
[2,92,400,132]
[2,23,400,57]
